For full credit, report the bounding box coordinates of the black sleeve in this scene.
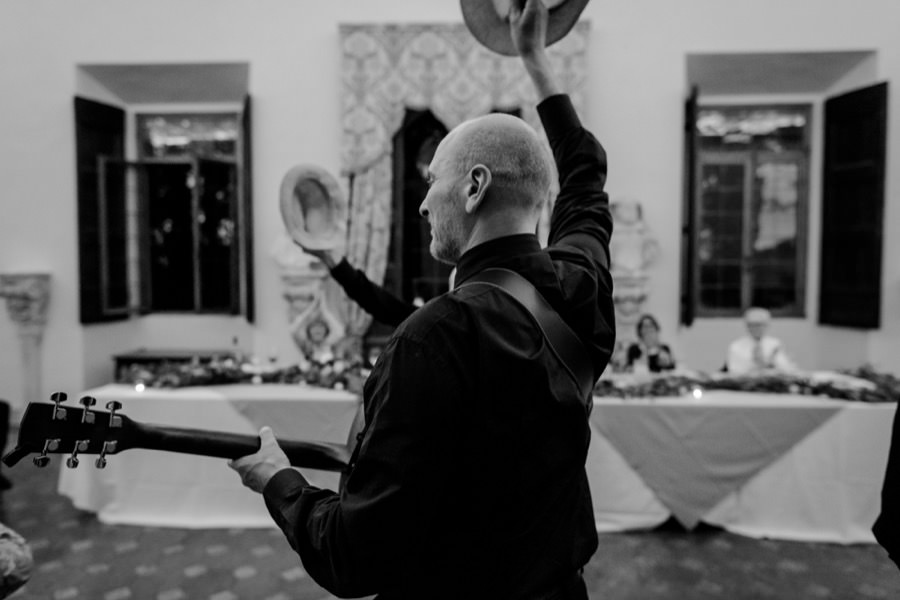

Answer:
[874,403,900,568]
[537,94,613,271]
[625,343,641,366]
[330,258,417,327]
[262,333,455,596]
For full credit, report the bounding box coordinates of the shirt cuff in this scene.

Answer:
[263,467,310,504]
[537,94,580,142]
[330,257,354,284]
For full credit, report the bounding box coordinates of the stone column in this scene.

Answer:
[0,273,51,413]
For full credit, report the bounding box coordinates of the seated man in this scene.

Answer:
[726,307,796,375]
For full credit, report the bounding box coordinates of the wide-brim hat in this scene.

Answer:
[460,0,589,57]
[279,165,347,251]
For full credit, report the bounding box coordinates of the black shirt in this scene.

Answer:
[262,94,615,599]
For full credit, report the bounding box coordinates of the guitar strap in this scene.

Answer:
[339,268,595,487]
[462,268,596,401]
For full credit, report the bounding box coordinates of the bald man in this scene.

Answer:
[230,1,614,597]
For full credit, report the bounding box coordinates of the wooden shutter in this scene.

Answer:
[680,86,699,326]
[74,97,127,323]
[238,94,255,321]
[819,82,888,328]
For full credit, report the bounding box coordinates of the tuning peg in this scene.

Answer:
[50,391,68,421]
[65,439,89,469]
[95,441,117,469]
[106,400,123,428]
[79,396,97,424]
[33,438,59,468]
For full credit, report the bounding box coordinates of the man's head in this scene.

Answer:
[419,113,553,264]
[744,307,771,341]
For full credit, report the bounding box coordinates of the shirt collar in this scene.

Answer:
[454,233,542,287]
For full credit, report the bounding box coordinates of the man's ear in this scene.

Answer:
[464,164,491,214]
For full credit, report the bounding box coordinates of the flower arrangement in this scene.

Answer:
[594,366,899,403]
[117,353,899,404]
[117,354,370,394]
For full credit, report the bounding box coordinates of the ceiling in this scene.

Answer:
[78,63,249,104]
[687,51,875,95]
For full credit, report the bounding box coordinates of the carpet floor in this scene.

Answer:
[3,459,899,599]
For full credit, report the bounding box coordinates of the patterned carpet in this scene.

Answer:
[2,459,899,599]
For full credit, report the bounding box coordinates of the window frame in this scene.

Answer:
[98,156,242,315]
[692,103,811,319]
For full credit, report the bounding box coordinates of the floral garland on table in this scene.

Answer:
[117,357,370,394]
[593,366,900,403]
[117,357,900,404]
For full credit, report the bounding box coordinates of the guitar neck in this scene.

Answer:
[132,422,350,472]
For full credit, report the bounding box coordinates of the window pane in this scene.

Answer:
[700,286,742,310]
[700,264,742,288]
[697,106,808,150]
[147,164,195,311]
[137,113,238,159]
[198,161,236,311]
[750,156,801,312]
[699,163,745,264]
[102,161,129,311]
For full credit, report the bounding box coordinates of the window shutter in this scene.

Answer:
[819,82,887,328]
[74,97,127,324]
[680,86,699,326]
[238,95,255,321]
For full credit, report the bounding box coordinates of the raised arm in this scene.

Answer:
[510,0,613,271]
[299,246,417,327]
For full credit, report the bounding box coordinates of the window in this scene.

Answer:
[75,97,254,323]
[691,105,810,317]
[135,113,241,313]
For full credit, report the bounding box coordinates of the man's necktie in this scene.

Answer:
[753,341,766,369]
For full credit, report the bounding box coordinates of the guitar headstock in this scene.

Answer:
[3,392,137,469]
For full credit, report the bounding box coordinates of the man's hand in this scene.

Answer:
[509,0,560,101]
[509,0,549,59]
[293,242,343,270]
[228,426,291,494]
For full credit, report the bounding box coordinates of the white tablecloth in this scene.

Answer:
[57,384,361,528]
[587,392,895,543]
[56,385,894,542]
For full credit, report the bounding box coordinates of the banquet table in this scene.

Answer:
[586,391,895,543]
[56,385,894,542]
[57,383,361,528]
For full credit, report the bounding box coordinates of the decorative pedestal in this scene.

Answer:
[608,199,659,371]
[0,273,51,412]
[270,235,355,363]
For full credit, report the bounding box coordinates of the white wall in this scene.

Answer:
[1,0,898,408]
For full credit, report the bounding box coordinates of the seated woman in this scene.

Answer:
[626,314,676,373]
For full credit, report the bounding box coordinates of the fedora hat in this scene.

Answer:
[461,0,589,57]
[279,164,347,251]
